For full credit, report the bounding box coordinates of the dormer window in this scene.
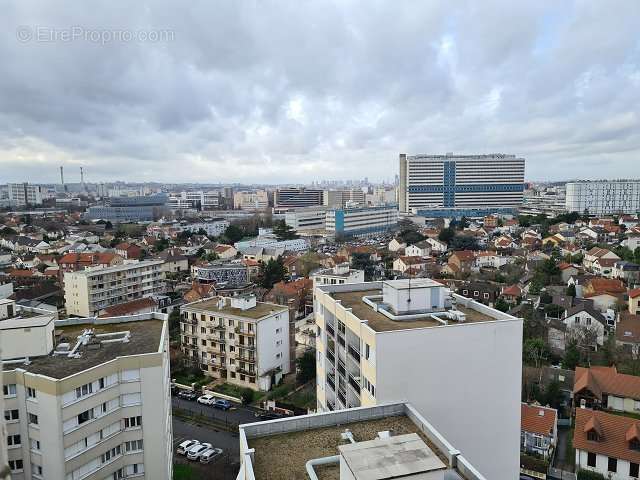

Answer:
[630,438,640,451]
[587,431,600,442]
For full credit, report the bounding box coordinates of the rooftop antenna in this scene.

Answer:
[60,166,67,192]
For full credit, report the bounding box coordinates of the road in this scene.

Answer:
[172,416,240,480]
[172,396,258,428]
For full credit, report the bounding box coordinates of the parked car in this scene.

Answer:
[178,390,198,401]
[199,447,223,464]
[197,394,216,405]
[177,439,200,455]
[186,442,212,460]
[254,411,284,421]
[212,399,232,410]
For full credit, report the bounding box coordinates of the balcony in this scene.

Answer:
[213,324,226,331]
[239,355,256,363]
[237,367,256,377]
[238,330,256,337]
[326,350,336,366]
[347,345,360,363]
[337,335,345,348]
[327,374,336,391]
[326,324,335,338]
[348,374,361,394]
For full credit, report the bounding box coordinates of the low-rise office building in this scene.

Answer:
[1,300,172,480]
[314,278,522,480]
[284,207,328,232]
[180,295,292,391]
[325,206,398,238]
[64,260,165,317]
[238,402,490,480]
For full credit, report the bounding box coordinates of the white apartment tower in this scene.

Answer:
[565,180,640,215]
[314,279,522,480]
[399,153,525,217]
[8,183,43,207]
[180,295,292,391]
[1,299,172,480]
[64,260,165,317]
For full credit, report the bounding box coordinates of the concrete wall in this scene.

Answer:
[375,319,522,480]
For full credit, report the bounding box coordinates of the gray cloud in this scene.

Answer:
[0,0,639,184]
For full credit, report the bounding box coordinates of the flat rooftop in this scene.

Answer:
[183,297,288,320]
[4,319,164,379]
[248,415,449,480]
[331,289,494,332]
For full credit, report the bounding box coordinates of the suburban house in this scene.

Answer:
[612,261,640,283]
[584,247,620,272]
[502,285,522,304]
[573,365,640,412]
[574,408,640,480]
[561,303,608,348]
[616,312,640,358]
[582,278,626,312]
[593,257,618,278]
[559,263,580,282]
[630,289,640,315]
[425,237,448,254]
[475,251,511,269]
[521,403,558,460]
[404,240,431,257]
[155,247,189,273]
[447,250,476,274]
[457,281,501,306]
[388,238,406,252]
[114,242,142,259]
[393,256,428,274]
[214,244,237,259]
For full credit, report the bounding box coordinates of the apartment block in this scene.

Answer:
[566,180,640,215]
[179,220,229,237]
[86,194,167,223]
[399,152,525,217]
[64,260,165,317]
[180,295,292,391]
[8,183,43,207]
[323,188,365,208]
[238,402,489,480]
[167,191,221,211]
[314,279,522,480]
[325,206,398,238]
[1,299,172,480]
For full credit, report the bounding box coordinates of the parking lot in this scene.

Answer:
[173,416,240,480]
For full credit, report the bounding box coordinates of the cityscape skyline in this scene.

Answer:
[2,2,639,183]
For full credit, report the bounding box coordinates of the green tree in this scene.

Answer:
[398,229,425,245]
[494,297,510,313]
[438,227,455,245]
[168,309,181,341]
[634,247,640,265]
[258,257,288,289]
[544,380,562,409]
[241,387,255,405]
[566,284,576,297]
[0,226,17,236]
[296,350,316,384]
[351,253,376,280]
[223,224,244,243]
[523,338,548,368]
[272,220,299,241]
[563,341,580,370]
[450,235,479,251]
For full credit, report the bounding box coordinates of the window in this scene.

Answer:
[27,387,36,399]
[112,468,124,480]
[483,293,489,299]
[365,343,370,360]
[78,409,94,425]
[3,384,16,396]
[534,436,543,448]
[75,382,93,399]
[8,459,23,472]
[608,457,617,473]
[276,327,282,334]
[462,289,468,295]
[101,445,122,463]
[124,416,142,429]
[30,439,40,451]
[631,462,640,479]
[28,413,38,425]
[31,464,43,476]
[7,434,21,446]
[4,409,19,421]
[125,439,143,452]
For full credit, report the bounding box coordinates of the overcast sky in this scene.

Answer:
[1,1,639,184]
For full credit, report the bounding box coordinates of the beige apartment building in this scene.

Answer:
[314,279,522,480]
[232,190,269,210]
[1,299,172,480]
[180,295,292,391]
[64,260,165,317]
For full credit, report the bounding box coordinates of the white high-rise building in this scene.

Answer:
[284,206,328,232]
[1,299,172,480]
[167,191,221,210]
[7,183,43,207]
[565,180,640,216]
[399,153,525,217]
[314,279,522,480]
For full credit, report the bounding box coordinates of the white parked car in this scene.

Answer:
[197,394,215,405]
[200,447,223,464]
[177,439,200,455]
[186,442,212,460]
